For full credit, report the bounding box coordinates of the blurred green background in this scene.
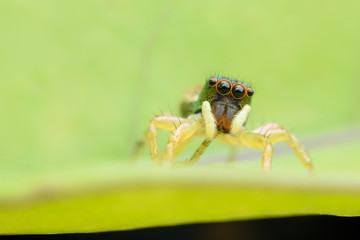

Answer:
[2,0,360,234]
[0,0,359,171]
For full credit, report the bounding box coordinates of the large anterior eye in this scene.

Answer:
[208,78,217,87]
[216,80,231,95]
[231,83,246,99]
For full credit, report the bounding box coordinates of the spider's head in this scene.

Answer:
[197,76,254,133]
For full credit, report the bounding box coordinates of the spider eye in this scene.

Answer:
[208,78,217,87]
[216,80,231,95]
[231,84,246,99]
[247,88,254,97]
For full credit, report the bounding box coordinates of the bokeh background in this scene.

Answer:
[1,0,360,237]
[1,0,360,173]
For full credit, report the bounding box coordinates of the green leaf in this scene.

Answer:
[1,137,360,234]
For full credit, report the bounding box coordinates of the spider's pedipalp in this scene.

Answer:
[202,101,217,139]
[230,104,251,136]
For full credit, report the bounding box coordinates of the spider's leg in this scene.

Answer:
[252,122,283,135]
[237,125,313,173]
[172,135,195,159]
[147,116,185,164]
[237,132,274,173]
[162,114,204,164]
[175,138,213,166]
[165,102,218,166]
[264,128,313,171]
[188,139,213,165]
[252,123,312,171]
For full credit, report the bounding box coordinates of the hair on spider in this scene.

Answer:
[156,106,164,116]
[264,128,272,138]
[171,122,177,136]
[167,104,174,116]
[206,73,255,94]
[175,113,182,125]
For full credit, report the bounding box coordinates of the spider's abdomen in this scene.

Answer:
[180,85,203,117]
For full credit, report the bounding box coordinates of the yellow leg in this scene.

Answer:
[238,132,274,173]
[174,138,213,166]
[187,139,213,165]
[262,139,273,173]
[252,122,282,135]
[238,123,312,173]
[266,129,313,171]
[172,134,203,160]
[162,114,204,164]
[147,116,184,164]
[253,123,312,171]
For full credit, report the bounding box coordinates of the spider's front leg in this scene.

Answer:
[144,101,216,167]
[146,112,206,166]
[228,106,312,173]
[256,123,313,171]
[146,116,184,164]
[173,101,218,166]
[161,113,204,165]
[238,123,313,173]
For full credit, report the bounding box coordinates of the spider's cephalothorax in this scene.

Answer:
[194,76,254,133]
[134,76,313,173]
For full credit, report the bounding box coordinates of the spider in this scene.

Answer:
[133,76,313,173]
